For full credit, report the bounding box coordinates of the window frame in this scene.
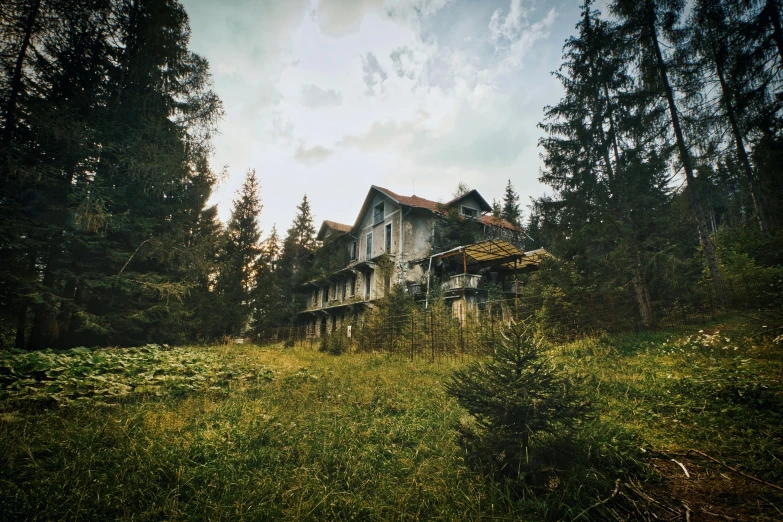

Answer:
[373,202,384,225]
[461,206,478,218]
[384,223,392,252]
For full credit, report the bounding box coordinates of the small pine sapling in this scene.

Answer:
[445,319,588,477]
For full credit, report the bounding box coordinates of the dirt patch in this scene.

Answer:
[605,455,783,521]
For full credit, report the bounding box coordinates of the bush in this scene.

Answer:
[318,333,347,355]
[445,319,589,479]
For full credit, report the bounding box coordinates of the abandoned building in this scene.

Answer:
[298,185,546,336]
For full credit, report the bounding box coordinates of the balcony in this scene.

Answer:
[441,273,482,292]
[502,281,523,294]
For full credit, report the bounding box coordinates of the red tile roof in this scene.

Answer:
[478,214,519,231]
[323,220,352,233]
[373,186,442,213]
[317,220,353,241]
[374,186,520,231]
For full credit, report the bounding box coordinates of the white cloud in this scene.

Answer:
[295,143,334,163]
[489,0,529,42]
[181,0,575,231]
[300,84,343,108]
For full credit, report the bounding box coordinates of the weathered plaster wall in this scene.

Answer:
[454,195,483,216]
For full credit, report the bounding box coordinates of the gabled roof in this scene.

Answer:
[316,220,353,241]
[445,189,492,213]
[373,186,441,212]
[350,185,521,232]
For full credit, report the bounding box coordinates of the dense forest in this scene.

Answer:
[526,0,783,324]
[1,0,781,350]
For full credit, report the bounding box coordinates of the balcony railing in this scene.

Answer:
[441,273,482,292]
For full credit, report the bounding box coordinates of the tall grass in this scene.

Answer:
[1,316,781,520]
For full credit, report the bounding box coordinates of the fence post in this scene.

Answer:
[410,313,415,361]
[459,320,464,362]
[430,307,435,363]
[490,310,495,354]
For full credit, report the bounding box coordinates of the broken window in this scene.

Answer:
[373,202,384,225]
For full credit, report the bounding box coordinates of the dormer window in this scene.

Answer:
[373,203,384,225]
[461,206,478,218]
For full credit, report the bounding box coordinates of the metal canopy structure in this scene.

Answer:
[432,239,544,273]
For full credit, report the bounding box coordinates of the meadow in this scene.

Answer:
[1,316,781,521]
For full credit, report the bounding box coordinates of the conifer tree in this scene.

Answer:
[539,0,669,324]
[1,0,224,347]
[445,320,587,474]
[250,225,283,335]
[216,169,263,336]
[501,180,522,229]
[611,0,727,305]
[277,194,318,323]
[690,0,771,234]
[491,199,502,219]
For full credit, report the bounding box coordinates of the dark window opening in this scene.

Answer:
[373,203,384,225]
[366,232,373,260]
[462,206,478,218]
[385,223,392,252]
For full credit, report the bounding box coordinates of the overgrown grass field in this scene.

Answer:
[1,317,781,520]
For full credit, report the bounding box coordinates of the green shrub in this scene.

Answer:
[318,333,347,355]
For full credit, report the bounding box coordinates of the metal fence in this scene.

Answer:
[249,270,779,359]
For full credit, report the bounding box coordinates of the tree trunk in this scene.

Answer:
[592,52,656,325]
[3,0,41,142]
[14,247,37,348]
[14,305,28,349]
[712,37,769,234]
[56,270,78,349]
[648,7,727,306]
[64,281,85,348]
[28,235,60,350]
[632,252,654,326]
[766,0,783,66]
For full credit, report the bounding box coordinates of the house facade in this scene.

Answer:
[298,185,530,336]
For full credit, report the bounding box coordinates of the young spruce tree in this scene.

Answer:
[445,320,587,476]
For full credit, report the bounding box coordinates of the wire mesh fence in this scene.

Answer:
[251,273,778,360]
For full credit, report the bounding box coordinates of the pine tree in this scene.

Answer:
[501,180,522,228]
[1,0,224,348]
[611,0,727,305]
[277,194,318,324]
[216,169,263,336]
[287,194,317,251]
[445,319,587,474]
[690,0,771,234]
[539,0,670,325]
[491,199,502,219]
[250,225,283,336]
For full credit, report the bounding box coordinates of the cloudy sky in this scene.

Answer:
[180,0,590,235]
